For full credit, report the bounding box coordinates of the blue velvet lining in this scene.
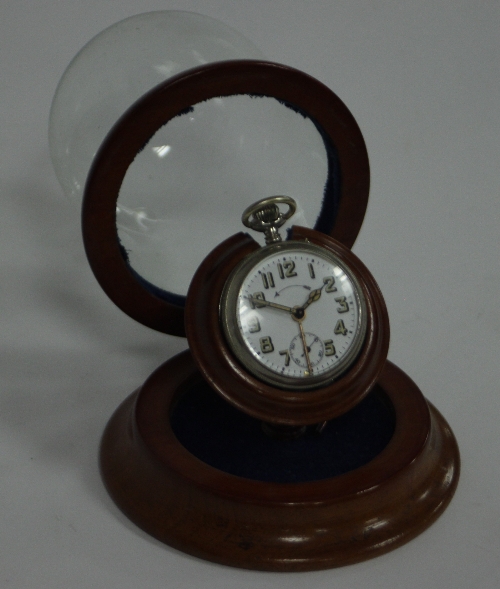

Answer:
[119,242,186,307]
[170,381,395,483]
[118,96,341,308]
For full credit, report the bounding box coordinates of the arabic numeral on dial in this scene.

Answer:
[335,296,349,313]
[248,316,261,333]
[260,272,275,289]
[334,319,348,335]
[323,276,337,293]
[260,336,274,354]
[324,340,336,356]
[283,260,297,278]
[279,349,290,366]
[277,263,285,279]
[308,263,315,279]
[250,292,266,308]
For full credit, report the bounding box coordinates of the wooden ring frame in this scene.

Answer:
[185,226,390,425]
[82,60,370,337]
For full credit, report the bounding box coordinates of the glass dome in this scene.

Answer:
[49,10,265,200]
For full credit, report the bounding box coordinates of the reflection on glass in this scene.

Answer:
[152,145,172,158]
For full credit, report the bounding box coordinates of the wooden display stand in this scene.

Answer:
[100,352,458,571]
[82,60,459,571]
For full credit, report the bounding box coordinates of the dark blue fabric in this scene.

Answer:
[170,382,395,483]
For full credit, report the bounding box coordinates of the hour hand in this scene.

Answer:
[301,287,323,310]
[247,295,293,313]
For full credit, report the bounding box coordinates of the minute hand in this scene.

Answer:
[247,296,294,313]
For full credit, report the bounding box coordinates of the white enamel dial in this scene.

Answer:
[221,241,367,390]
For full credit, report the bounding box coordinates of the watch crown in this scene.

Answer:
[242,195,297,245]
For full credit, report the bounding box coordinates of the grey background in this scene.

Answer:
[1,1,499,587]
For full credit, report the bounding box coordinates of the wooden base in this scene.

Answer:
[100,351,459,571]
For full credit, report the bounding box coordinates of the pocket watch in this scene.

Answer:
[220,196,367,391]
[186,195,390,425]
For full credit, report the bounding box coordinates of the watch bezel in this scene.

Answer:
[220,241,367,391]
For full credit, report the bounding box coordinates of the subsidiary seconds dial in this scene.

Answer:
[221,241,367,390]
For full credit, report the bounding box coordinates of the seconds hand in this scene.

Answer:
[297,319,313,375]
[293,284,324,375]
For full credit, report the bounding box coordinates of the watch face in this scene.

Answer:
[221,241,367,390]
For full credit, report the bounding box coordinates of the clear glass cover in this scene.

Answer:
[49,11,264,199]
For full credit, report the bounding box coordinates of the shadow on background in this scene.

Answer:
[0,156,187,539]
